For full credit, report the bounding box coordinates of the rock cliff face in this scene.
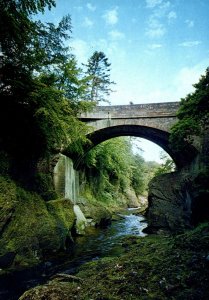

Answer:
[146,131,209,233]
[145,171,192,233]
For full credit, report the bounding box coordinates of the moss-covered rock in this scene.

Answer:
[47,199,75,246]
[34,172,58,201]
[0,176,75,270]
[0,177,17,235]
[125,187,148,209]
[73,204,87,235]
[77,197,112,227]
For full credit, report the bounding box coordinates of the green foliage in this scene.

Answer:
[30,78,89,153]
[84,137,150,205]
[85,138,133,195]
[131,154,147,196]
[154,152,175,176]
[0,0,98,179]
[0,1,61,83]
[140,160,160,192]
[84,51,115,103]
[8,0,56,15]
[170,67,209,151]
[0,176,17,204]
[0,0,120,210]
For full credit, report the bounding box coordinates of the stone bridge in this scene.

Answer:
[74,102,197,169]
[79,102,179,131]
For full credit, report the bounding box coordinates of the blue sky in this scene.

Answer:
[39,0,209,162]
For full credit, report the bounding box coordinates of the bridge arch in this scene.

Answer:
[71,102,198,169]
[73,124,197,169]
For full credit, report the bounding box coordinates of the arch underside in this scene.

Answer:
[74,125,197,169]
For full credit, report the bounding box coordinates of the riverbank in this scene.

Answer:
[0,207,146,299]
[20,222,209,299]
[0,174,147,272]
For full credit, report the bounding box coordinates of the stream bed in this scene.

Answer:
[55,210,147,273]
[0,209,147,300]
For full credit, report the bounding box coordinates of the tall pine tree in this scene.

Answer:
[84,51,115,103]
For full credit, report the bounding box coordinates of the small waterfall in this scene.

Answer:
[64,156,78,203]
[54,154,79,203]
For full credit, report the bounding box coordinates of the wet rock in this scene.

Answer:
[73,204,87,235]
[96,217,111,228]
[76,198,112,228]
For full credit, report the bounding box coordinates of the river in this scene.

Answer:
[0,210,147,300]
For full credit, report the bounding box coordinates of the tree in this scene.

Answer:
[170,67,209,151]
[0,0,117,187]
[52,55,96,114]
[154,152,175,176]
[0,0,58,79]
[0,0,90,177]
[84,137,150,202]
[84,51,115,103]
[3,0,56,15]
[131,154,146,196]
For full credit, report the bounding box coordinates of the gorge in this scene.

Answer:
[0,124,209,300]
[0,2,209,298]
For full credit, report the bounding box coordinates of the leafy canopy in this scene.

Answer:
[0,0,98,164]
[84,137,149,198]
[170,67,209,151]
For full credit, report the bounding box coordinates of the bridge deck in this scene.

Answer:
[79,101,180,120]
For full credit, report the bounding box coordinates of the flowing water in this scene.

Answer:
[0,210,147,300]
[55,210,147,274]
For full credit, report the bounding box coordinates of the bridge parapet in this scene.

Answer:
[79,102,180,120]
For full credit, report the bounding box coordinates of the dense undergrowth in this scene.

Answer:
[80,137,161,210]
